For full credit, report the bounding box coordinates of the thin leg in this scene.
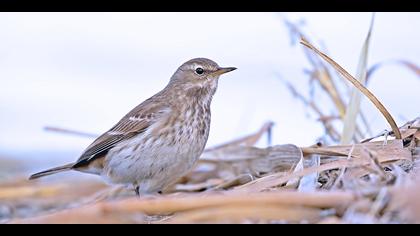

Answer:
[134,186,140,196]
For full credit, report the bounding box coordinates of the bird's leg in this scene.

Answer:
[134,185,140,197]
[133,184,161,198]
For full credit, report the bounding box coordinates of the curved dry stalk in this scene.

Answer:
[300,37,402,139]
[234,158,364,193]
[10,191,357,224]
[166,204,322,224]
[44,126,98,138]
[204,121,274,152]
[367,60,420,83]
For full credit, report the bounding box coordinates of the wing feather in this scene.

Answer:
[73,102,171,168]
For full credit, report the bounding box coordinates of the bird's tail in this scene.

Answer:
[29,163,74,180]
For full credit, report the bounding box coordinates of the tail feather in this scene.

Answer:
[29,163,74,180]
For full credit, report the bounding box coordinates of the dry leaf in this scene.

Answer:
[341,14,374,144]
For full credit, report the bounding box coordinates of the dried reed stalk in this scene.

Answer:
[300,37,402,139]
[11,190,356,224]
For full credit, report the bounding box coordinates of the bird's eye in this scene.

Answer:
[195,67,204,75]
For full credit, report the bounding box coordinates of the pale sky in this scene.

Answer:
[0,12,419,168]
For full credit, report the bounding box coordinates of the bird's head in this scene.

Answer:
[169,58,236,92]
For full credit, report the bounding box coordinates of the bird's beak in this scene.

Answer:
[211,67,237,76]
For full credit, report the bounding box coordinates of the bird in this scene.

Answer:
[29,58,236,196]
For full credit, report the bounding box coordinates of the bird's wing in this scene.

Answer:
[73,103,171,168]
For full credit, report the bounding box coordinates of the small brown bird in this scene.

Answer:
[30,58,236,195]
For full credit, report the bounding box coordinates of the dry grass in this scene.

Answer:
[2,116,419,224]
[1,18,419,224]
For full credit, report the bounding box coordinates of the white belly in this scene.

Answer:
[101,124,208,194]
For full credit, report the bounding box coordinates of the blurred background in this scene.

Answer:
[0,12,419,173]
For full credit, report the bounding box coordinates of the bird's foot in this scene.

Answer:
[132,187,163,200]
